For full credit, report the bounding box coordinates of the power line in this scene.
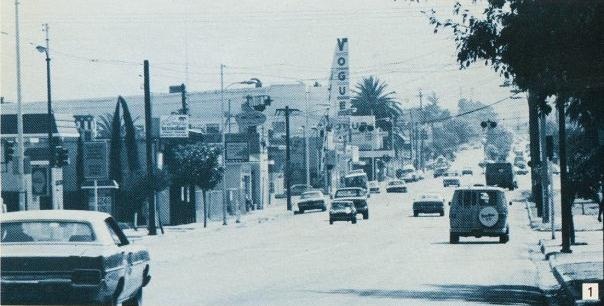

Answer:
[422,94,522,124]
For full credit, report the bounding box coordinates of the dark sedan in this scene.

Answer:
[297,190,327,213]
[329,201,357,224]
[1,210,151,306]
[333,188,369,219]
[413,194,445,216]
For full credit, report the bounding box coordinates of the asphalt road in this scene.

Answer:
[143,148,546,305]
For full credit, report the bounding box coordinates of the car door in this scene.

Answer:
[104,218,137,300]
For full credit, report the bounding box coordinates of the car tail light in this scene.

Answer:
[72,269,102,285]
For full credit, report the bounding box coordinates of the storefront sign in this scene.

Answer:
[160,115,189,138]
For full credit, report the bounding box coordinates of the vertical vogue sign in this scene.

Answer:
[331,37,350,111]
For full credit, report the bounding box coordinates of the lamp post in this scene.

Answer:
[36,23,55,209]
[220,67,258,225]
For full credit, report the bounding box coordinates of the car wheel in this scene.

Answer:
[439,210,444,216]
[329,219,333,225]
[123,288,143,306]
[299,209,304,214]
[413,211,419,217]
[363,212,369,220]
[499,234,509,243]
[351,217,357,224]
[450,233,459,244]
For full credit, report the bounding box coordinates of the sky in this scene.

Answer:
[1,0,527,119]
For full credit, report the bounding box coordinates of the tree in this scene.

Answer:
[351,76,403,131]
[123,168,171,224]
[96,112,143,139]
[167,143,224,228]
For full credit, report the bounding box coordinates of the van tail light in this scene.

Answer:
[72,269,102,285]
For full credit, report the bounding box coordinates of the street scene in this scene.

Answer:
[1,1,603,305]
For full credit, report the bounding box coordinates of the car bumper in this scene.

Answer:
[298,201,325,210]
[1,279,111,305]
[450,227,507,237]
[329,213,354,221]
[414,206,444,213]
[386,187,407,193]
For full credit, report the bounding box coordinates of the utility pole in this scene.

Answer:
[39,23,55,210]
[539,112,550,223]
[305,86,311,186]
[418,89,424,170]
[143,60,157,236]
[14,0,27,211]
[220,64,227,226]
[276,106,300,211]
[558,98,572,253]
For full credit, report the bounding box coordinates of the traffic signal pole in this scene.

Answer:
[276,106,300,211]
[143,60,157,236]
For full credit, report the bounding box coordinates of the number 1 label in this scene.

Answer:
[582,283,599,301]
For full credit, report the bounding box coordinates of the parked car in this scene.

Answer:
[461,167,473,176]
[449,186,511,244]
[443,169,460,177]
[443,176,461,188]
[297,190,327,213]
[485,162,518,190]
[1,210,151,305]
[386,180,408,193]
[333,187,369,219]
[433,167,448,178]
[514,166,529,175]
[368,181,381,193]
[329,201,357,224]
[413,194,445,217]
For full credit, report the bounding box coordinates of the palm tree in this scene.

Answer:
[96,113,143,139]
[351,76,403,131]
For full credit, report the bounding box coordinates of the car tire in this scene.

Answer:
[450,233,459,244]
[499,234,509,243]
[439,210,444,216]
[413,211,419,217]
[299,209,304,214]
[351,217,357,224]
[123,288,143,306]
[322,205,326,211]
[329,219,333,225]
[363,212,369,220]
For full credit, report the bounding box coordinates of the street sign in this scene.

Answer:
[225,133,250,163]
[31,165,48,196]
[83,141,109,180]
[160,115,189,138]
[235,110,267,128]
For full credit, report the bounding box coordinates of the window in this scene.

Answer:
[1,221,95,243]
[104,218,129,246]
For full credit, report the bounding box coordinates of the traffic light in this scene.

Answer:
[4,140,15,162]
[54,146,69,167]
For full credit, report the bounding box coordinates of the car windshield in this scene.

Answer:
[335,189,361,197]
[388,181,404,186]
[331,202,351,209]
[301,191,322,199]
[1,221,96,243]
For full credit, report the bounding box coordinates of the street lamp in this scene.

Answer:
[36,23,55,209]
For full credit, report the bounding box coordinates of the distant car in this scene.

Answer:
[433,167,448,178]
[443,170,459,177]
[386,180,408,193]
[485,162,518,190]
[413,194,445,217]
[290,184,312,196]
[443,177,461,187]
[333,187,369,219]
[449,186,511,244]
[329,201,357,224]
[414,170,425,180]
[1,210,151,305]
[514,166,529,175]
[297,190,327,213]
[368,181,380,193]
[461,168,473,176]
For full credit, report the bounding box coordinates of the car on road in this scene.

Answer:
[297,190,327,213]
[443,170,460,177]
[290,184,312,196]
[400,165,418,182]
[485,162,518,190]
[443,176,461,188]
[329,201,357,224]
[1,210,151,306]
[449,186,511,244]
[461,167,473,176]
[333,187,369,220]
[514,166,529,175]
[386,180,408,193]
[433,167,448,178]
[413,194,445,217]
[368,181,380,193]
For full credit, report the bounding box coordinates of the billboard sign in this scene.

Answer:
[160,115,189,138]
[83,141,109,180]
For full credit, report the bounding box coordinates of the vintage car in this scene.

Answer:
[433,167,449,178]
[1,210,151,306]
[413,194,445,217]
[333,187,369,219]
[461,167,473,176]
[368,181,381,193]
[386,180,408,193]
[443,176,461,188]
[297,190,327,213]
[329,201,357,224]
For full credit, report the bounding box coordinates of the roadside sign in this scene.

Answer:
[160,115,189,138]
[235,111,267,128]
[83,141,109,180]
[225,133,250,163]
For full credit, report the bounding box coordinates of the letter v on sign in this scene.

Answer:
[337,38,348,51]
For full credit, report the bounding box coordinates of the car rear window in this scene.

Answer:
[1,221,95,243]
[454,190,501,207]
[335,189,360,197]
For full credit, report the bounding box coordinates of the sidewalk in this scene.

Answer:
[524,193,603,305]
